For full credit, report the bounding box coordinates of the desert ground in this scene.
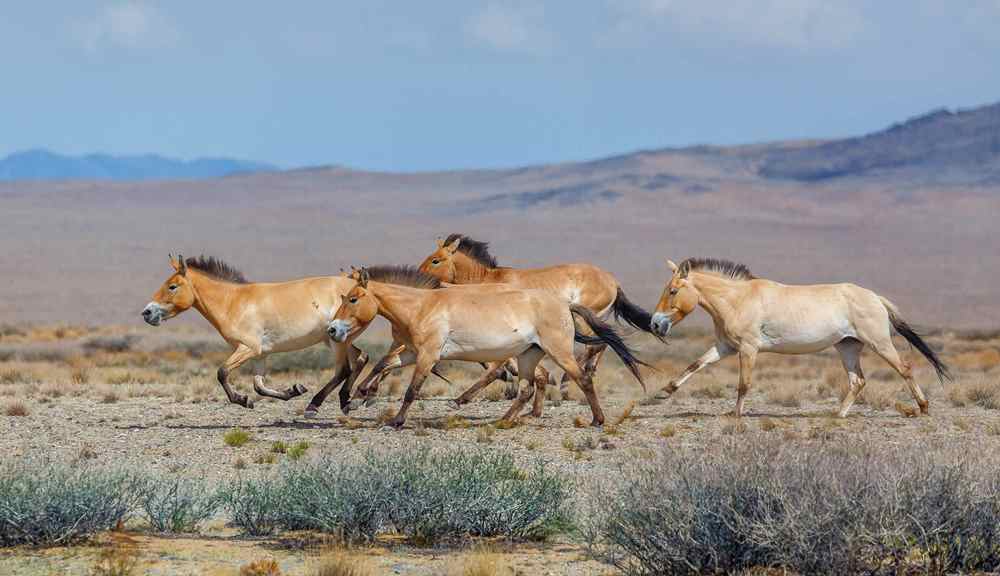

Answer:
[2,321,998,575]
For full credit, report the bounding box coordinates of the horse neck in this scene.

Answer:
[690,272,748,326]
[452,253,504,283]
[189,271,240,337]
[369,282,425,333]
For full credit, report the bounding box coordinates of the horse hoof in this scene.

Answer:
[241,397,254,409]
[293,383,308,396]
[448,400,462,411]
[363,396,377,408]
[303,406,319,419]
[590,422,603,430]
[347,399,363,412]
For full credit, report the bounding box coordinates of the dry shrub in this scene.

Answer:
[90,543,140,576]
[224,429,252,447]
[689,379,726,399]
[448,547,514,576]
[3,400,29,417]
[0,368,33,385]
[951,349,1000,371]
[420,380,450,398]
[84,335,140,354]
[240,558,282,576]
[312,548,374,576]
[817,369,843,399]
[949,378,1000,410]
[858,385,894,411]
[476,426,495,444]
[483,382,507,402]
[659,424,677,438]
[759,417,780,432]
[71,365,91,385]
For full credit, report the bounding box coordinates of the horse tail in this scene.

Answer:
[570,304,649,392]
[879,295,952,384]
[612,286,654,333]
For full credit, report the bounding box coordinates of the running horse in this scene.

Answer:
[142,255,367,414]
[649,258,952,418]
[327,266,646,428]
[414,234,654,405]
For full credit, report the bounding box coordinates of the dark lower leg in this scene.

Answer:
[578,376,605,426]
[500,380,535,422]
[253,376,308,401]
[387,369,429,428]
[530,366,550,417]
[217,367,253,408]
[454,361,509,405]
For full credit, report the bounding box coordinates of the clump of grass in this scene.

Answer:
[448,547,514,576]
[255,453,277,465]
[759,417,780,432]
[139,476,221,533]
[659,424,677,438]
[224,429,252,447]
[0,368,32,385]
[427,414,470,430]
[0,460,145,546]
[476,426,495,444]
[239,557,282,576]
[766,384,802,408]
[3,400,29,417]
[287,441,310,461]
[312,548,374,576]
[582,437,1000,575]
[234,458,248,470]
[222,447,573,543]
[271,441,287,454]
[71,366,91,385]
[90,543,140,576]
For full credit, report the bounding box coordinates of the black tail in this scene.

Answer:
[886,307,953,384]
[612,286,654,333]
[570,304,650,391]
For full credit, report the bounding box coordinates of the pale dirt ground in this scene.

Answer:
[2,326,999,575]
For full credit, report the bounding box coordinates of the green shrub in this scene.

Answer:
[0,460,144,546]
[139,476,221,533]
[224,428,251,447]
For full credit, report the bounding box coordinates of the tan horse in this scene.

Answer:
[143,255,367,414]
[327,266,646,428]
[417,234,653,403]
[650,258,952,418]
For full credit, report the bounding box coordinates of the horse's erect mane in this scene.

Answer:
[678,258,755,281]
[444,233,499,268]
[186,255,249,284]
[363,265,441,289]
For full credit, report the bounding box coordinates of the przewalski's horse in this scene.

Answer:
[417,234,653,402]
[327,266,646,428]
[650,258,952,418]
[142,255,367,414]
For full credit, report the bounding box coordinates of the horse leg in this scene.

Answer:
[660,344,733,398]
[451,361,510,408]
[870,338,929,415]
[547,344,604,427]
[731,347,757,417]
[304,343,364,417]
[217,344,258,408]
[502,359,520,399]
[339,344,368,412]
[835,338,866,418]
[499,347,545,424]
[251,356,309,401]
[529,364,554,417]
[355,346,411,407]
[558,345,605,399]
[385,352,437,429]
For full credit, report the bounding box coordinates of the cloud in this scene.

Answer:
[612,0,866,49]
[466,3,550,53]
[78,2,177,52]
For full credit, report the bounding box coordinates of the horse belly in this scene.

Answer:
[440,329,534,362]
[759,319,854,354]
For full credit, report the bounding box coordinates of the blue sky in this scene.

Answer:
[1,1,998,171]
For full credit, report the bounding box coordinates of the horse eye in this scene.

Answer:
[669,288,678,295]
[168,284,178,291]
[349,297,358,304]
[431,259,440,265]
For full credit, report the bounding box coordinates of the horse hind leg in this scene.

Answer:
[558,344,605,399]
[869,337,929,415]
[451,361,509,409]
[217,344,258,409]
[499,346,545,424]
[252,356,309,401]
[834,338,866,418]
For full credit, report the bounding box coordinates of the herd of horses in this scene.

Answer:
[141,234,951,429]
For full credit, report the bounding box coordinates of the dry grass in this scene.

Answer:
[3,400,29,417]
[224,429,251,447]
[375,407,397,426]
[759,417,780,432]
[659,424,677,438]
[765,381,802,408]
[311,548,374,576]
[90,544,140,576]
[948,377,1000,410]
[239,558,282,576]
[483,382,507,402]
[447,547,514,576]
[476,426,495,444]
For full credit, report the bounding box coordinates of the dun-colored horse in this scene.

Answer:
[327,266,646,428]
[650,258,952,418]
[143,255,367,414]
[417,234,653,403]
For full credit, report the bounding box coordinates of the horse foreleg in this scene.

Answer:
[354,347,413,407]
[252,356,309,401]
[658,344,732,398]
[451,361,509,408]
[385,354,436,429]
[500,347,544,424]
[217,344,258,408]
[303,343,364,417]
[731,347,757,418]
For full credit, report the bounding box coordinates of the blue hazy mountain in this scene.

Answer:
[0,149,275,181]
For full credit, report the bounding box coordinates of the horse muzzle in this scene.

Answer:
[327,320,351,342]
[142,303,165,327]
[650,313,672,338]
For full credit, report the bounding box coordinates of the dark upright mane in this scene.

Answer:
[678,258,755,281]
[444,234,498,268]
[185,255,249,284]
[363,265,441,289]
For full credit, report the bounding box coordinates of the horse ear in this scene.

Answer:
[169,254,178,270]
[358,268,370,288]
[445,237,461,253]
[177,254,187,276]
[436,237,445,248]
[667,259,678,272]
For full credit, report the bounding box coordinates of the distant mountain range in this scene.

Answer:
[0,149,275,181]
